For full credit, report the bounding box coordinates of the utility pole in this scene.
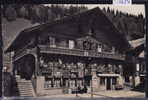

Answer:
[145,2,148,98]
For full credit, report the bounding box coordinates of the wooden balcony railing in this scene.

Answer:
[39,45,85,56]
[13,45,125,61]
[38,45,125,60]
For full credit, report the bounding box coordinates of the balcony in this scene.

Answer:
[38,45,125,60]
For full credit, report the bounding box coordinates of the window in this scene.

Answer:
[66,80,69,87]
[83,41,91,50]
[136,63,140,71]
[54,80,60,88]
[44,80,52,88]
[112,47,115,53]
[97,44,102,52]
[56,72,61,77]
[69,40,75,49]
[70,80,75,88]
[49,36,56,47]
[77,80,82,87]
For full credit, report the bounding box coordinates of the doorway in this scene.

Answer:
[107,78,111,90]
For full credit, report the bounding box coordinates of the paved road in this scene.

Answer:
[40,90,144,98]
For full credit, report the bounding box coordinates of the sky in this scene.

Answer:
[45,4,145,17]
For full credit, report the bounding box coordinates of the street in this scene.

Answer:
[41,90,144,98]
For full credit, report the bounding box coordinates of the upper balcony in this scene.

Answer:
[38,45,125,61]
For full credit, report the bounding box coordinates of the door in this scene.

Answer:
[107,78,111,90]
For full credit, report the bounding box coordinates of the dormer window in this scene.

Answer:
[69,40,75,49]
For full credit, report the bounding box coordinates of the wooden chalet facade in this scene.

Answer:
[5,7,131,95]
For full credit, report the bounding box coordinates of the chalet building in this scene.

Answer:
[5,7,131,96]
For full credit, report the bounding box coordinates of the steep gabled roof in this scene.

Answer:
[5,7,131,53]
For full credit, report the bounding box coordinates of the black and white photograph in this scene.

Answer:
[1,3,147,99]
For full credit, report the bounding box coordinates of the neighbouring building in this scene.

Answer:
[5,7,132,96]
[129,38,145,87]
